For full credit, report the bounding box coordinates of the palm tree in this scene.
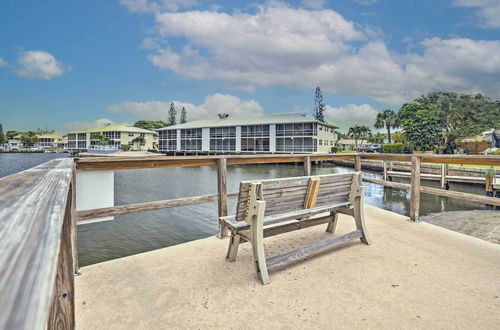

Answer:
[347,125,371,150]
[374,109,400,143]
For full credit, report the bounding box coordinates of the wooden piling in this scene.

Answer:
[354,155,361,172]
[217,158,229,238]
[410,156,421,222]
[440,164,449,189]
[304,156,311,176]
[383,161,387,181]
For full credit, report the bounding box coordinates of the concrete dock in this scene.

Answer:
[76,206,500,329]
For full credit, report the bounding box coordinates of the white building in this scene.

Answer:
[158,113,338,154]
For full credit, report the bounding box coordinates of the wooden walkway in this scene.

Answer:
[75,206,500,329]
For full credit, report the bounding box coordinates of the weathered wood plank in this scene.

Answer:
[0,158,74,330]
[410,156,421,221]
[77,192,239,222]
[420,186,500,207]
[267,230,363,270]
[362,177,412,190]
[217,158,229,238]
[47,180,76,329]
[304,156,311,176]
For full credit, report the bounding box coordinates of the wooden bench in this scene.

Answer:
[219,172,371,284]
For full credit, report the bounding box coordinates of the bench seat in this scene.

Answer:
[220,172,371,284]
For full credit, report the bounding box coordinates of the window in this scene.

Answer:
[77,133,86,140]
[319,140,322,146]
[241,137,270,151]
[67,134,76,140]
[128,132,134,137]
[276,137,316,153]
[158,129,177,151]
[276,123,316,136]
[140,133,145,138]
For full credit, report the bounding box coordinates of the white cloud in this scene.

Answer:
[16,50,68,80]
[454,0,500,28]
[301,0,326,9]
[325,104,379,129]
[353,0,378,5]
[62,119,117,132]
[120,0,197,13]
[126,1,500,104]
[106,93,264,120]
[0,57,7,67]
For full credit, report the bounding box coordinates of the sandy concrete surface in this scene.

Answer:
[422,210,500,244]
[76,206,500,329]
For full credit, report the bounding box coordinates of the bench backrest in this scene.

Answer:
[235,172,359,221]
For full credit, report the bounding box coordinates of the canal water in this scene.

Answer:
[0,153,493,266]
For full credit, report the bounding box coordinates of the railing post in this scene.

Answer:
[217,158,228,238]
[48,180,76,329]
[410,156,421,222]
[304,156,311,176]
[354,155,361,172]
[440,164,448,189]
[383,161,387,181]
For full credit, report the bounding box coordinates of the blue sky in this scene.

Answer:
[1,0,499,133]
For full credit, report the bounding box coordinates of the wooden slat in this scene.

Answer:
[301,177,320,220]
[362,177,412,190]
[0,158,74,330]
[420,186,500,207]
[77,192,240,222]
[267,230,363,270]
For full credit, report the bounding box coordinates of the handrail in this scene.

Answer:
[0,158,76,330]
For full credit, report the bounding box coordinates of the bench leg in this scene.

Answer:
[353,197,372,245]
[251,215,270,285]
[326,212,339,234]
[226,233,241,262]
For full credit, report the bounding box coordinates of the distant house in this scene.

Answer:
[337,139,357,150]
[66,124,157,151]
[35,134,66,149]
[7,135,23,150]
[157,113,338,154]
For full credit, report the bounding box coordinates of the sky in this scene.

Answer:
[0,0,499,133]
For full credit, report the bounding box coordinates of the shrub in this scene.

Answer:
[121,144,132,151]
[331,146,339,153]
[382,143,405,154]
[491,149,500,155]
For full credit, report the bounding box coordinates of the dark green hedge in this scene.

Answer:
[381,143,405,153]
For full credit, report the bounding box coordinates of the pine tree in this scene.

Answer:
[168,102,177,126]
[0,123,6,145]
[313,87,326,122]
[180,107,187,124]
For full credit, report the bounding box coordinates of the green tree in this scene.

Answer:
[374,109,400,143]
[414,92,500,153]
[133,120,167,131]
[131,136,146,150]
[347,125,371,149]
[20,131,38,148]
[35,127,55,134]
[392,131,406,143]
[398,103,443,151]
[90,133,109,146]
[0,124,7,145]
[168,102,177,126]
[6,130,19,139]
[313,87,326,122]
[368,132,385,144]
[180,107,187,124]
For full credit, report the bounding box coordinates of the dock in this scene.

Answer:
[1,153,500,330]
[75,205,500,329]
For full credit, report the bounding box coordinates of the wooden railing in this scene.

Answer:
[1,153,500,330]
[0,158,76,330]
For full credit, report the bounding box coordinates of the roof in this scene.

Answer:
[36,134,62,139]
[69,124,157,134]
[158,113,338,130]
